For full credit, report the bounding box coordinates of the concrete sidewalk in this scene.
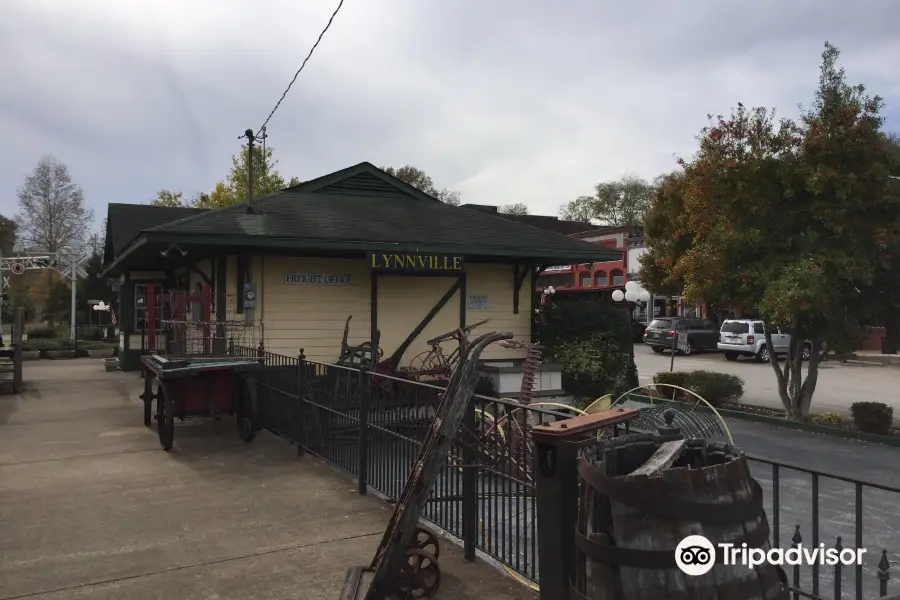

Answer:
[0,360,536,600]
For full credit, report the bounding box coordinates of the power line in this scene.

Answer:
[256,0,346,134]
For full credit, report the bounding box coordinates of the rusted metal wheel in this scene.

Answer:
[155,380,175,451]
[236,376,258,443]
[409,526,441,560]
[396,548,441,599]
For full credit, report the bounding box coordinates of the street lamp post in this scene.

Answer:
[612,281,652,391]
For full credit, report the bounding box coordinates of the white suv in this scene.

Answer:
[717,319,810,363]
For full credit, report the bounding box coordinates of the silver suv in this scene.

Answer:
[717,319,811,362]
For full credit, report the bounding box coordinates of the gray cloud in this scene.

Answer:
[1,0,899,229]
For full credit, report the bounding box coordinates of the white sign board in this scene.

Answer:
[543,265,571,273]
[676,331,689,351]
[284,273,352,286]
[467,294,489,311]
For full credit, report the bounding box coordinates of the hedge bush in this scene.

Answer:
[652,370,744,406]
[810,412,845,427]
[534,298,634,405]
[29,327,58,339]
[850,402,894,435]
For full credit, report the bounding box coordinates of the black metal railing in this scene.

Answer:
[747,456,898,600]
[20,325,118,352]
[229,346,897,599]
[232,346,566,581]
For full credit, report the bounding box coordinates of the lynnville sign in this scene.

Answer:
[368,252,465,274]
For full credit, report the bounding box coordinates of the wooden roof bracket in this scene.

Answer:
[512,262,532,314]
[187,261,213,287]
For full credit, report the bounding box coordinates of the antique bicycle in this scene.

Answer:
[404,319,492,381]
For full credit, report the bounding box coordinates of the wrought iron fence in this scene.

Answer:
[747,456,898,600]
[20,325,117,351]
[230,345,897,599]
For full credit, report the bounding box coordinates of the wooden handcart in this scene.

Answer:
[141,354,264,451]
[339,330,514,600]
[138,283,264,451]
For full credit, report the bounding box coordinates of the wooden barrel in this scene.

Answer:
[571,434,788,600]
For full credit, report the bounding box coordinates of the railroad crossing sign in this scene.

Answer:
[58,252,90,280]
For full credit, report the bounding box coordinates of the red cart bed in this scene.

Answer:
[140,354,264,451]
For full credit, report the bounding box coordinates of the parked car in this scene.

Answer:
[643,317,719,355]
[717,319,811,362]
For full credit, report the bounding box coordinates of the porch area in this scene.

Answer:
[0,360,535,600]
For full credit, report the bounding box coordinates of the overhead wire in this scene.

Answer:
[255,0,346,135]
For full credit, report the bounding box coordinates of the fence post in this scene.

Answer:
[357,366,369,495]
[531,429,581,600]
[296,350,305,457]
[462,395,478,561]
[257,342,264,358]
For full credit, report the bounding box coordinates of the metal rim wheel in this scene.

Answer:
[757,346,769,363]
[410,526,441,560]
[156,381,175,451]
[397,548,441,599]
[681,341,693,356]
[802,344,811,361]
[236,377,258,443]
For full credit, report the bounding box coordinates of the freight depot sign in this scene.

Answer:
[368,252,464,274]
[284,273,352,285]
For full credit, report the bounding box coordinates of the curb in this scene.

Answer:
[629,396,900,447]
[713,405,900,447]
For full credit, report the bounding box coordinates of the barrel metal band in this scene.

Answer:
[574,521,771,569]
[579,459,765,524]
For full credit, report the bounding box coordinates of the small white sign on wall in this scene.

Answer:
[467,294,489,311]
[284,273,352,286]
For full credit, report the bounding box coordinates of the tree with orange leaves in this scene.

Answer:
[648,43,898,420]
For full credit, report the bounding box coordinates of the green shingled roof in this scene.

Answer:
[103,203,208,266]
[105,163,620,272]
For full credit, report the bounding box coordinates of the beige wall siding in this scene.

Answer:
[375,276,462,367]
[262,256,370,361]
[256,257,533,365]
[463,263,531,360]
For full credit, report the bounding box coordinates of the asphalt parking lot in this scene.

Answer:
[633,343,900,419]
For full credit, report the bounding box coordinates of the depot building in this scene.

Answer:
[101,162,620,371]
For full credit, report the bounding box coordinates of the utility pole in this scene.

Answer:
[70,250,77,340]
[241,128,256,214]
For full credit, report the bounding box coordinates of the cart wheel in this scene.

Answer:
[236,377,258,443]
[397,548,440,599]
[156,381,175,451]
[409,526,441,560]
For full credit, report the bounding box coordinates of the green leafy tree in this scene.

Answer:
[500,203,529,215]
[560,174,656,226]
[150,190,185,207]
[670,43,896,420]
[194,145,290,208]
[382,165,461,205]
[638,172,692,299]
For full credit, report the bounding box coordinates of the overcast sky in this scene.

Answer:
[1,0,898,232]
